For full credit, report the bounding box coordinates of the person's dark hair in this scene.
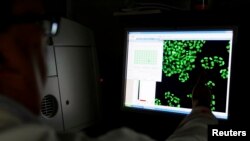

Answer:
[0,0,12,32]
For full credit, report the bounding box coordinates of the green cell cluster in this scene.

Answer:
[220,68,228,79]
[163,40,206,83]
[187,93,192,98]
[226,41,230,53]
[200,56,225,70]
[205,80,216,89]
[211,94,216,111]
[165,91,180,107]
[155,98,162,105]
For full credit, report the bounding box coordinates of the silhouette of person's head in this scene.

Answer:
[0,0,49,115]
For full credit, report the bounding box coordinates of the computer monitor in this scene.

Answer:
[122,27,237,120]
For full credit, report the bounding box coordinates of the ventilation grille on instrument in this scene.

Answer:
[41,95,58,118]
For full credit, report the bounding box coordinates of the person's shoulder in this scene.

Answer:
[97,127,156,141]
[166,121,208,141]
[0,123,54,140]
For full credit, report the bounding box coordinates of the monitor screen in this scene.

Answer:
[122,27,236,120]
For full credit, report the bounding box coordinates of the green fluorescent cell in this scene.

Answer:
[212,94,215,100]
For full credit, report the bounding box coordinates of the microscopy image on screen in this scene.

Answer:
[155,40,230,112]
